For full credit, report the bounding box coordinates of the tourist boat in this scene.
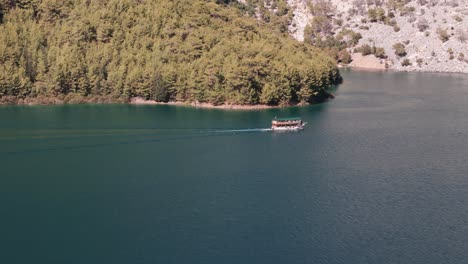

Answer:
[271,117,306,131]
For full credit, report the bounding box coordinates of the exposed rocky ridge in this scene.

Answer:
[287,0,314,41]
[241,0,468,73]
[289,0,468,73]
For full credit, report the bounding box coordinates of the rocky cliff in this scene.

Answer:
[242,0,468,73]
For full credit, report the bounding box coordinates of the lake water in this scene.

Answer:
[2,69,468,263]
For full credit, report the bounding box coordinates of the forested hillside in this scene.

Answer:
[0,0,341,105]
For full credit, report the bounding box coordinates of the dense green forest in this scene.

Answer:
[0,0,341,105]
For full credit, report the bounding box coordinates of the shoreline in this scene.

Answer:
[128,97,283,110]
[341,55,468,74]
[344,65,468,75]
[0,95,307,110]
[2,69,465,108]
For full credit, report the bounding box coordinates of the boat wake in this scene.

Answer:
[211,128,272,133]
[2,127,278,155]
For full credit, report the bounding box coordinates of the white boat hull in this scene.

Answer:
[271,122,307,131]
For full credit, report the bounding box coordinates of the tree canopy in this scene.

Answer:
[0,0,341,105]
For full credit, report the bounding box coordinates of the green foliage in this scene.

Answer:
[0,0,341,105]
[355,44,386,58]
[368,9,378,22]
[336,29,362,47]
[387,0,407,11]
[393,43,407,57]
[437,28,450,42]
[307,15,332,37]
[374,47,387,59]
[308,29,361,64]
[244,0,294,34]
[398,6,414,16]
[401,58,411,66]
[459,53,465,61]
[384,17,397,26]
[356,44,372,56]
[416,58,423,67]
[367,8,386,23]
[337,49,352,64]
[334,18,343,26]
[453,15,463,22]
[448,48,455,60]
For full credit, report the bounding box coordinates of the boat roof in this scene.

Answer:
[274,117,302,121]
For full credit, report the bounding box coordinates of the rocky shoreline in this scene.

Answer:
[345,61,468,74]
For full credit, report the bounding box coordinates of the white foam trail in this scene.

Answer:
[211,128,272,133]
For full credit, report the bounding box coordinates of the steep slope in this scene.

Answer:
[0,0,341,105]
[286,0,468,73]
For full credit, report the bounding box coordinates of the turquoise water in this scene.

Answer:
[2,69,468,263]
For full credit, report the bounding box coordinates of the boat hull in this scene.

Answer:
[271,122,307,131]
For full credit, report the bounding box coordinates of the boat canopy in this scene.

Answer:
[274,117,302,121]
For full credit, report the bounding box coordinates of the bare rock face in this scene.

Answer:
[287,0,313,41]
[258,0,468,73]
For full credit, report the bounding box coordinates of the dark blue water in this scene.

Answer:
[1,70,468,263]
